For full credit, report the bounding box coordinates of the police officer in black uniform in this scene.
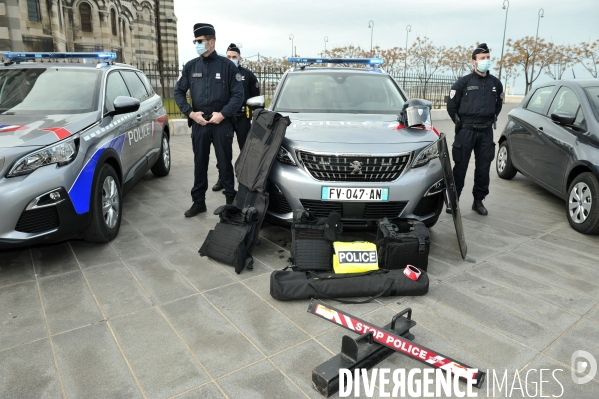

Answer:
[212,43,261,192]
[446,43,503,216]
[174,23,244,217]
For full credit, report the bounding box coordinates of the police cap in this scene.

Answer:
[472,43,489,59]
[194,23,215,37]
[227,43,241,55]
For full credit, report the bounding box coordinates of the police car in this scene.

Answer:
[254,57,445,228]
[0,52,171,248]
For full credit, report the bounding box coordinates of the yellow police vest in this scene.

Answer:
[333,241,379,274]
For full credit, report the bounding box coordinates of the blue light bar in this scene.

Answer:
[287,57,384,65]
[3,52,117,61]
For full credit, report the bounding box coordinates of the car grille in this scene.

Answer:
[299,199,407,219]
[413,193,442,216]
[297,151,412,182]
[268,191,293,214]
[15,207,60,233]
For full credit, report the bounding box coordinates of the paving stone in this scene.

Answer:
[0,281,47,350]
[566,318,599,351]
[250,237,289,270]
[0,339,61,399]
[110,308,209,399]
[544,334,599,383]
[31,242,79,278]
[109,223,161,261]
[124,254,197,305]
[83,261,153,318]
[52,322,142,398]
[161,295,264,378]
[69,241,121,268]
[0,248,35,288]
[216,360,306,399]
[137,222,191,256]
[203,283,309,356]
[172,382,226,399]
[38,271,103,335]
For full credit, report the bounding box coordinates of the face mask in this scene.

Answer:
[195,42,207,56]
[476,59,491,73]
[230,59,238,67]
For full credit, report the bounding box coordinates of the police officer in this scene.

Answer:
[174,23,244,217]
[446,43,503,216]
[212,43,261,192]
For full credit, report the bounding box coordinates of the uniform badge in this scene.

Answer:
[235,73,242,81]
[216,73,221,79]
[255,82,260,88]
[500,92,505,99]
[450,90,456,99]
[192,73,202,78]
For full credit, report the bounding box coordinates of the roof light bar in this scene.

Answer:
[3,52,117,61]
[287,57,384,65]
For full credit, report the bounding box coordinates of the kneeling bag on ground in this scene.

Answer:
[290,210,342,272]
[376,218,430,271]
[270,268,429,302]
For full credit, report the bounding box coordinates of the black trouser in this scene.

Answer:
[235,114,251,151]
[451,126,496,201]
[191,120,236,202]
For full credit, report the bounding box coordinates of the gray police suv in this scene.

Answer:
[261,57,445,228]
[0,52,170,248]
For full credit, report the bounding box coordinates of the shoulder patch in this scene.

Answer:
[235,73,242,82]
[255,81,260,88]
[500,92,505,99]
[450,90,456,99]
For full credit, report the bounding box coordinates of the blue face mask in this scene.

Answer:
[195,42,207,56]
[476,59,491,73]
[230,59,238,67]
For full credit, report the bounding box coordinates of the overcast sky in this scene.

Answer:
[173,0,599,93]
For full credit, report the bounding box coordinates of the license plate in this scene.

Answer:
[321,187,389,201]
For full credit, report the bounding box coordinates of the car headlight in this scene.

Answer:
[7,134,79,177]
[412,140,439,168]
[277,146,296,166]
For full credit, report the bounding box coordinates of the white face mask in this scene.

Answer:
[230,59,238,67]
[476,59,491,73]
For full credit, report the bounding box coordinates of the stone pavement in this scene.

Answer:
[1,104,598,399]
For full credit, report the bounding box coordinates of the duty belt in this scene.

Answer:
[462,122,492,131]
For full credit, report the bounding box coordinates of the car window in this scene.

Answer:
[135,72,154,96]
[584,86,599,120]
[0,68,101,114]
[121,70,149,101]
[274,72,405,113]
[548,87,585,126]
[525,86,554,114]
[105,71,131,113]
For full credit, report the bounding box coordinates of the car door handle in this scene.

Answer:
[538,126,543,131]
[136,114,142,121]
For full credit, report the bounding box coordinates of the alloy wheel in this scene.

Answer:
[568,182,592,224]
[102,176,120,228]
[163,137,170,169]
[497,146,507,173]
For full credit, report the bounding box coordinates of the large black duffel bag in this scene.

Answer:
[270,268,429,302]
[376,218,430,271]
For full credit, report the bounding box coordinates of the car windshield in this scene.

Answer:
[274,71,405,114]
[0,68,101,114]
[585,86,599,119]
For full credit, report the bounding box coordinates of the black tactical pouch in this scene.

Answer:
[376,218,430,271]
[289,210,342,272]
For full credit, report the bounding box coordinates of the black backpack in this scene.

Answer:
[376,218,430,271]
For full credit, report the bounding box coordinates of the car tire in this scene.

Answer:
[423,191,445,228]
[83,164,122,243]
[496,140,517,180]
[151,133,170,177]
[566,172,599,234]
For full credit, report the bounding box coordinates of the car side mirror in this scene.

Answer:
[551,112,576,126]
[111,96,140,116]
[246,95,265,110]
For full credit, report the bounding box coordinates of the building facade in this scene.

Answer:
[0,0,178,65]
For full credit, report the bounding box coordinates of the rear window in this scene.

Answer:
[121,70,149,101]
[525,86,554,114]
[585,86,599,120]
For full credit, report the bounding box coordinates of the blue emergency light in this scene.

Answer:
[3,52,117,61]
[287,57,384,65]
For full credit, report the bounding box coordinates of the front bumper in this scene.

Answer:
[266,157,444,227]
[0,164,90,249]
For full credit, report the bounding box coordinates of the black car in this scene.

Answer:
[496,79,599,234]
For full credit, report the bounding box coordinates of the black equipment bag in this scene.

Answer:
[270,268,429,302]
[289,210,342,272]
[376,218,430,271]
[235,109,290,192]
[233,184,269,254]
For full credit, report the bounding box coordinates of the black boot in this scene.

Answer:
[212,180,224,191]
[472,199,488,216]
[446,206,452,214]
[184,201,207,217]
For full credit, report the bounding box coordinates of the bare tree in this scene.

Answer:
[443,44,473,79]
[574,39,599,78]
[408,36,446,98]
[544,43,575,80]
[502,36,553,94]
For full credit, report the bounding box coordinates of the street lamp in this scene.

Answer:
[498,0,509,81]
[324,36,328,56]
[404,25,411,86]
[529,8,544,92]
[289,34,294,57]
[368,20,374,55]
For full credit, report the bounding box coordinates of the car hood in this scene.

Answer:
[282,113,440,144]
[0,112,99,149]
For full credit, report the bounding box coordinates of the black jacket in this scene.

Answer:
[447,71,504,124]
[174,51,244,118]
[238,66,260,105]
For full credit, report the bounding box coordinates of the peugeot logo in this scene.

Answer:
[349,160,362,175]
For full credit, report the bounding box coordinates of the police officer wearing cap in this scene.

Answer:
[212,43,261,192]
[174,23,244,217]
[446,43,503,216]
